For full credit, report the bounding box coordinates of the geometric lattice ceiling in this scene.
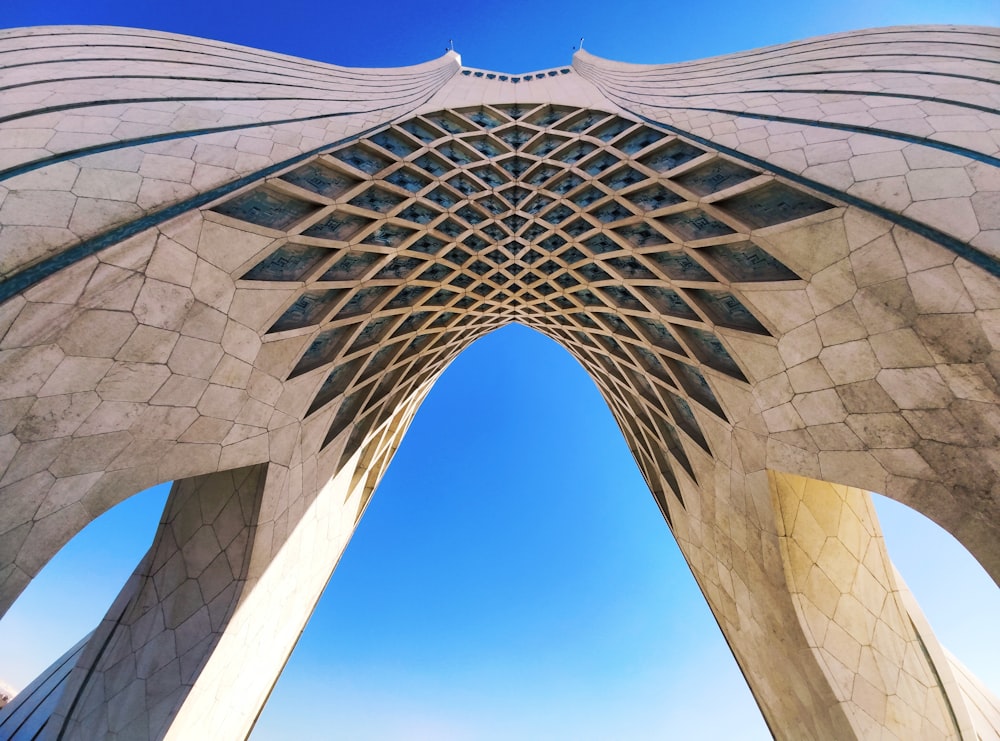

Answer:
[210,103,833,516]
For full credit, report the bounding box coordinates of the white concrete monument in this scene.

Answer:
[0,24,998,740]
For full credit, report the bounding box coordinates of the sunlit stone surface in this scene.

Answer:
[0,24,998,740]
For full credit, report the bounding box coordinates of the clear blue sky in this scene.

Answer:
[1,1,998,738]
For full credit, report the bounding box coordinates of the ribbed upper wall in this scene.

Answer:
[573,25,1000,270]
[0,26,461,282]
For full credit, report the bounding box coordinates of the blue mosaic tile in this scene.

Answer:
[615,127,666,155]
[319,251,381,281]
[543,174,579,197]
[384,167,430,193]
[306,356,365,413]
[301,211,373,242]
[503,215,528,234]
[649,410,694,480]
[599,285,645,311]
[692,289,768,334]
[669,362,725,421]
[448,174,480,196]
[570,186,604,208]
[467,137,505,157]
[425,186,459,209]
[422,262,456,281]
[527,135,568,158]
[322,388,367,447]
[581,151,619,176]
[436,218,465,238]
[456,204,486,225]
[450,273,475,289]
[397,202,439,225]
[597,312,638,339]
[482,223,506,241]
[501,186,531,207]
[363,223,414,248]
[554,273,578,289]
[591,200,634,223]
[414,152,450,177]
[716,181,834,229]
[592,117,632,142]
[604,256,656,280]
[492,104,526,120]
[633,317,686,355]
[637,285,698,319]
[681,327,747,381]
[426,288,457,305]
[613,223,669,247]
[498,156,531,178]
[348,186,405,213]
[559,110,609,133]
[212,187,318,231]
[601,166,646,190]
[438,141,479,166]
[269,289,345,333]
[408,235,446,255]
[558,141,598,165]
[638,140,706,173]
[645,249,714,281]
[279,161,358,199]
[468,260,492,275]
[632,344,677,384]
[657,208,735,241]
[477,195,506,215]
[400,118,442,142]
[496,126,531,149]
[542,204,574,225]
[530,105,573,127]
[673,158,759,196]
[391,311,434,337]
[385,285,431,309]
[241,243,329,281]
[424,111,471,134]
[333,145,391,175]
[524,194,553,215]
[429,311,458,328]
[471,165,507,188]
[583,234,621,255]
[291,322,360,376]
[702,240,799,282]
[463,234,488,252]
[624,183,684,210]
[461,107,505,128]
[524,163,562,186]
[564,217,595,238]
[559,246,587,264]
[372,256,424,280]
[537,259,561,275]
[338,286,390,318]
[370,129,418,157]
[348,315,398,353]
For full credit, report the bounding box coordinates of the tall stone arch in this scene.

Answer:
[0,24,997,740]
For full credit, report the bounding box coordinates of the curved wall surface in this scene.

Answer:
[0,24,997,740]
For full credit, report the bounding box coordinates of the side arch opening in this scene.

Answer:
[0,483,169,734]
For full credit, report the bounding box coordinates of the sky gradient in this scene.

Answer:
[1,1,998,738]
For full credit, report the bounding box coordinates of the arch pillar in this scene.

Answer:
[769,470,983,739]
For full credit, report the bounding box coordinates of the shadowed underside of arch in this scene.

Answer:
[0,23,998,740]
